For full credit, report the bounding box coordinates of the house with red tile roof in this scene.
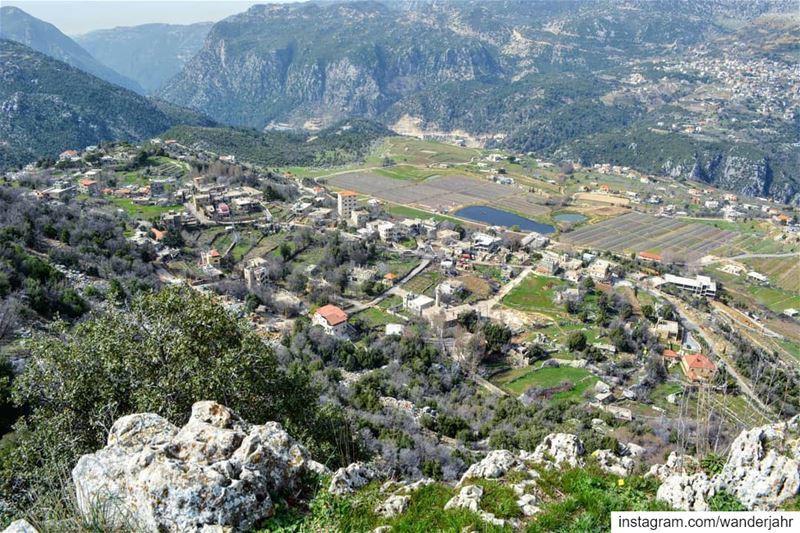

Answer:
[313,304,349,337]
[680,353,716,381]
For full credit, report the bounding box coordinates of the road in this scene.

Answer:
[486,266,533,308]
[345,257,432,313]
[703,252,800,263]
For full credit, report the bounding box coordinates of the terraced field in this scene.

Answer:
[561,212,736,262]
[742,257,800,292]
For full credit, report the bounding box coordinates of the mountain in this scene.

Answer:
[0,39,213,169]
[157,0,798,204]
[75,22,213,94]
[0,6,144,93]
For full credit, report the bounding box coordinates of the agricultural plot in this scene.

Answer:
[492,366,598,398]
[742,257,800,292]
[368,137,480,166]
[327,171,550,219]
[561,212,736,262]
[502,274,566,317]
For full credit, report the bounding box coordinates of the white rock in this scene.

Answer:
[716,415,800,510]
[445,485,484,513]
[72,401,314,532]
[479,511,506,527]
[512,479,538,497]
[528,433,585,469]
[398,477,435,493]
[517,493,541,517]
[593,449,636,477]
[656,473,715,511]
[373,527,392,533]
[2,520,38,533]
[375,495,410,518]
[459,450,521,483]
[329,462,376,496]
[625,442,647,459]
[647,451,699,481]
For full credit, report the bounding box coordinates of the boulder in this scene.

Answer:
[517,493,541,517]
[398,477,435,493]
[329,462,377,496]
[72,401,314,532]
[647,451,699,481]
[2,520,38,533]
[444,485,484,513]
[375,495,410,518]
[527,433,585,469]
[593,449,635,477]
[459,450,521,483]
[716,415,800,510]
[656,473,716,511]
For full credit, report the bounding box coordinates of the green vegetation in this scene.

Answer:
[109,197,183,219]
[384,204,461,224]
[502,275,566,315]
[493,366,598,398]
[374,165,441,182]
[163,118,390,168]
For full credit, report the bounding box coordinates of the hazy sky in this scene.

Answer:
[0,0,302,36]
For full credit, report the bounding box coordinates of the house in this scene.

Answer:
[243,257,268,290]
[376,221,398,242]
[385,324,405,336]
[638,251,663,263]
[59,150,78,161]
[383,272,399,287]
[78,179,99,195]
[680,353,716,381]
[662,349,680,362]
[150,227,166,242]
[404,293,435,316]
[663,274,717,297]
[201,249,222,267]
[337,191,358,218]
[747,271,769,284]
[587,259,611,281]
[472,232,502,253]
[312,304,349,337]
[350,210,369,228]
[655,320,680,342]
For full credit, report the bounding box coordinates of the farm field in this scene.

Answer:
[502,274,566,317]
[327,171,550,219]
[384,204,461,224]
[706,267,800,313]
[741,256,800,292]
[374,165,445,182]
[561,212,736,262]
[109,198,183,219]
[367,136,480,166]
[492,365,598,398]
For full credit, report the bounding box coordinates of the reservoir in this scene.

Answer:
[454,205,555,234]
[553,213,587,224]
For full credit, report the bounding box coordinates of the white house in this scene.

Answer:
[312,304,349,337]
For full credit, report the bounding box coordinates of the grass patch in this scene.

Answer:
[492,366,597,398]
[108,198,182,219]
[374,165,440,182]
[385,204,461,224]
[353,307,398,329]
[502,274,566,314]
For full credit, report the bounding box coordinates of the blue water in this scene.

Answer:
[454,205,555,234]
[554,213,587,223]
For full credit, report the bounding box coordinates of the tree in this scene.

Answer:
[279,241,293,261]
[6,287,323,513]
[483,322,512,355]
[567,331,587,352]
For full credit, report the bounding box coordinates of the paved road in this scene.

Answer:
[704,252,800,263]
[346,257,432,313]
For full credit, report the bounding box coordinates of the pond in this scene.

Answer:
[553,213,587,224]
[454,205,555,234]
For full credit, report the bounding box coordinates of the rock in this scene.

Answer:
[647,452,699,481]
[398,477,435,493]
[625,442,647,459]
[517,493,541,517]
[528,433,585,469]
[376,495,410,518]
[459,450,521,483]
[594,381,610,394]
[373,527,392,533]
[512,479,538,497]
[478,511,506,527]
[716,415,800,510]
[2,520,38,533]
[656,473,716,511]
[593,449,636,477]
[445,485,484,513]
[329,462,377,496]
[591,418,610,433]
[72,401,314,532]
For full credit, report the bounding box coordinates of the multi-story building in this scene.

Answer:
[337,191,358,219]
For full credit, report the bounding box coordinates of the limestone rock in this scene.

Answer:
[329,462,377,496]
[478,511,506,527]
[72,401,314,532]
[716,415,800,510]
[593,449,635,477]
[375,495,410,518]
[459,450,521,483]
[517,493,541,517]
[445,485,483,513]
[528,433,585,469]
[398,477,435,493]
[512,479,538,497]
[656,473,716,511]
[2,520,38,533]
[647,452,699,481]
[625,442,647,459]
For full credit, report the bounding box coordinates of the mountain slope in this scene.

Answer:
[75,22,213,94]
[0,39,210,169]
[0,6,144,93]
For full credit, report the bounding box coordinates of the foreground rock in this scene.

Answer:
[460,450,522,483]
[2,521,38,533]
[525,433,585,469]
[445,485,484,513]
[72,401,315,532]
[654,415,800,510]
[328,462,377,496]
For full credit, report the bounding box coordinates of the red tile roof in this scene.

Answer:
[150,228,165,241]
[209,249,221,258]
[79,179,98,186]
[638,251,663,262]
[316,304,348,326]
[663,349,679,359]
[682,353,715,370]
[338,191,358,198]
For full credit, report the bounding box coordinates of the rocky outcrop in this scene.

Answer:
[375,494,410,518]
[445,484,483,513]
[654,416,800,510]
[71,401,316,532]
[593,449,636,477]
[526,433,585,469]
[328,462,377,496]
[1,520,38,533]
[716,415,800,510]
[460,450,522,483]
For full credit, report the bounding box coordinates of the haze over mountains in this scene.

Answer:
[0,0,798,204]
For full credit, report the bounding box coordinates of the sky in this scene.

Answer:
[0,0,301,36]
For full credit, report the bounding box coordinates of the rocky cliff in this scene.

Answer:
[7,402,796,532]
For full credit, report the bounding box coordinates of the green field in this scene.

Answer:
[384,204,461,224]
[502,274,566,315]
[367,136,480,166]
[353,307,399,329]
[708,267,800,313]
[374,165,441,182]
[109,198,182,219]
[492,366,598,398]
